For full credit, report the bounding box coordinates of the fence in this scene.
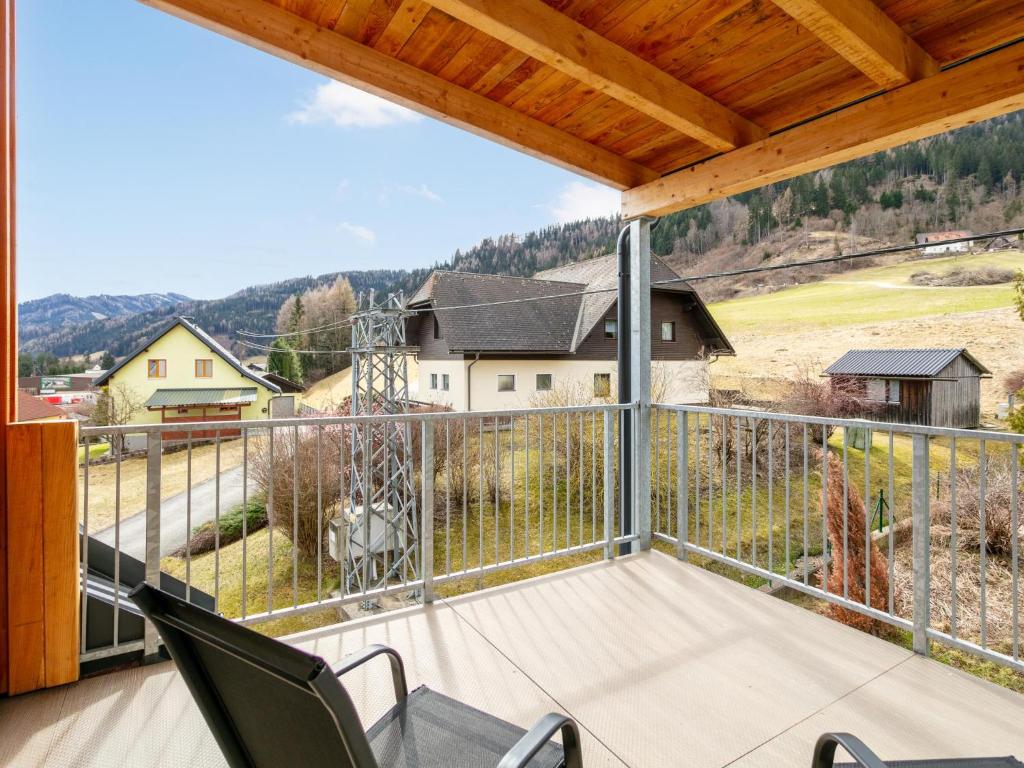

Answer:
[78,404,628,663]
[652,403,1022,674]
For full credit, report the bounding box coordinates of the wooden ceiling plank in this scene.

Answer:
[374,0,431,56]
[769,0,938,88]
[623,41,1024,217]
[428,0,766,151]
[142,0,657,189]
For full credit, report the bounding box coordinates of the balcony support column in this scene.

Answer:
[629,217,653,551]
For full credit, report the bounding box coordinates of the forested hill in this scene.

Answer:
[22,111,1024,359]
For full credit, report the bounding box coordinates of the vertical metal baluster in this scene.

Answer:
[525,415,531,558]
[822,427,829,595]
[241,428,248,618]
[695,413,702,548]
[708,414,714,551]
[768,420,774,575]
[479,417,484,570]
[950,437,958,639]
[113,438,121,646]
[463,417,468,573]
[445,421,451,576]
[735,417,741,561]
[316,425,323,603]
[888,431,895,615]
[81,434,90,654]
[592,411,597,544]
[979,439,988,648]
[842,428,849,600]
[752,418,758,568]
[578,412,584,547]
[565,412,570,549]
[721,415,727,555]
[667,411,674,539]
[291,426,298,608]
[803,424,809,586]
[553,412,558,551]
[361,420,370,595]
[382,421,389,590]
[538,414,544,555]
[339,420,346,594]
[215,434,221,611]
[494,416,500,565]
[186,433,192,600]
[510,416,516,562]
[655,408,662,535]
[1011,442,1019,661]
[268,428,274,613]
[864,427,871,608]
[603,410,614,558]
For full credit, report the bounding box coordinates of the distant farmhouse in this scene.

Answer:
[406,254,734,411]
[94,316,303,440]
[915,230,973,255]
[825,348,991,429]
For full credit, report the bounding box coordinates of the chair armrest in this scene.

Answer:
[813,733,887,768]
[498,713,583,768]
[333,644,408,702]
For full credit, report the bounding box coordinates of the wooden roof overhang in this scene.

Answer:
[140,0,1024,219]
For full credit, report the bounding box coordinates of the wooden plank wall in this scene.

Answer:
[5,421,79,694]
[0,0,15,696]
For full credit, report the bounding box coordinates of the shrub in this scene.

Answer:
[1004,368,1024,397]
[932,461,1024,558]
[172,497,268,557]
[1010,407,1024,435]
[909,267,1015,287]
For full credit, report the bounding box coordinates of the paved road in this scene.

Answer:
[93,466,246,561]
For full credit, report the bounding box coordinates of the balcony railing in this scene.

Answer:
[78,402,1022,678]
[652,404,1022,674]
[78,403,629,663]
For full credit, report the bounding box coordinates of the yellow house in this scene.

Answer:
[93,316,301,438]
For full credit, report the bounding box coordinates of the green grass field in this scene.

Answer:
[710,250,1024,334]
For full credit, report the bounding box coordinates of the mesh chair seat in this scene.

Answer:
[837,760,1024,768]
[368,686,565,768]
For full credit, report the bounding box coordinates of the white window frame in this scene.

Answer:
[497,374,516,392]
[442,374,450,391]
[661,321,676,342]
[535,373,553,391]
[604,318,617,339]
[430,373,438,390]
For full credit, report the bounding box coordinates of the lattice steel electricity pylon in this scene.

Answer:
[345,290,419,595]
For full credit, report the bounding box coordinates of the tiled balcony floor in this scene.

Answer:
[2,550,1023,767]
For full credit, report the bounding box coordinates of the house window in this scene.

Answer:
[604,319,617,339]
[661,321,676,342]
[147,359,166,378]
[430,373,438,390]
[536,373,552,391]
[866,378,900,403]
[497,375,515,392]
[433,316,441,339]
[195,359,213,378]
[594,373,611,398]
[442,374,450,391]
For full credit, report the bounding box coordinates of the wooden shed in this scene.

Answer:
[824,349,991,429]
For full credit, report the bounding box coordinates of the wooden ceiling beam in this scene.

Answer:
[622,42,1024,218]
[139,0,658,190]
[770,0,938,88]
[427,0,766,152]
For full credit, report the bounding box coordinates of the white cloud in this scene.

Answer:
[288,81,422,128]
[549,181,620,224]
[397,183,444,204]
[338,222,377,244]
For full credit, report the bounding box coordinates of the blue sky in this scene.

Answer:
[16,1,619,301]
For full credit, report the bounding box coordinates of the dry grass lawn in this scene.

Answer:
[81,439,245,532]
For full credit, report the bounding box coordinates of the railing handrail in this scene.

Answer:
[654,402,1024,444]
[80,402,633,437]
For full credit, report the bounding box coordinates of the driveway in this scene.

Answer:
[93,466,245,561]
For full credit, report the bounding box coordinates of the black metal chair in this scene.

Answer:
[815,733,1024,768]
[129,583,582,768]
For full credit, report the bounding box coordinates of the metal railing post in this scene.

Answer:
[421,422,435,603]
[630,217,653,552]
[603,410,615,559]
[911,433,930,656]
[677,410,688,561]
[144,431,162,658]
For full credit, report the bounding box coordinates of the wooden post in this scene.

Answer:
[6,421,79,694]
[0,0,16,696]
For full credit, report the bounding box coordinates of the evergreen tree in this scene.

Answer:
[99,351,116,370]
[267,337,303,383]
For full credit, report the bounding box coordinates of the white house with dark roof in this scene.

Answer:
[405,254,733,411]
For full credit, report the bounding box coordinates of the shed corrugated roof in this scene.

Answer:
[824,349,991,377]
[145,388,258,408]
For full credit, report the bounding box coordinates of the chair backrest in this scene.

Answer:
[130,584,378,768]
